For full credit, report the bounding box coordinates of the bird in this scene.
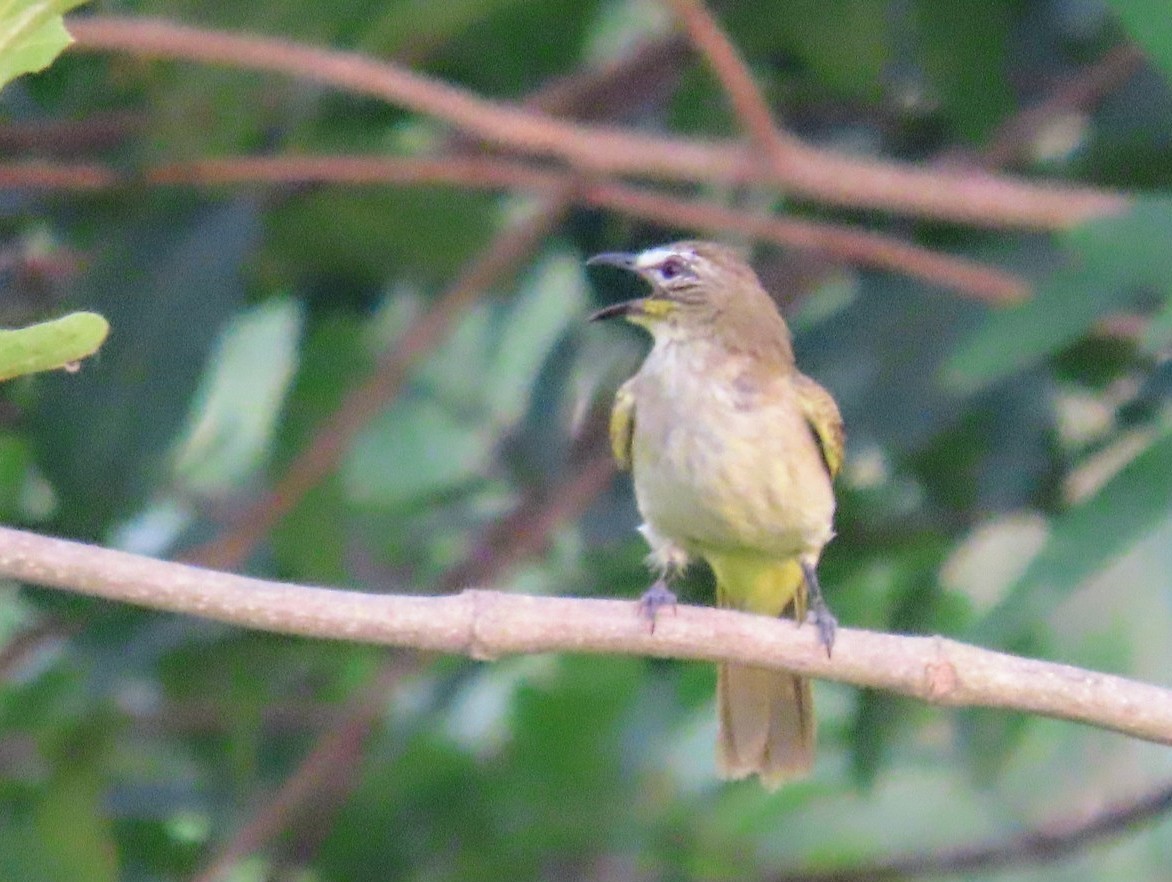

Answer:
[588,241,844,788]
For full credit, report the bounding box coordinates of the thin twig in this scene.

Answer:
[665,0,805,169]
[775,778,1172,881]
[66,15,1130,228]
[2,155,1027,301]
[0,160,118,189]
[152,156,1025,301]
[580,180,1028,302]
[2,524,1171,747]
[974,44,1145,169]
[145,154,563,191]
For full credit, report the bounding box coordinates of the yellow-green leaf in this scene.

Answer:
[0,0,89,91]
[0,311,110,382]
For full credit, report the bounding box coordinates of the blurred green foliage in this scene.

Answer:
[1,0,1171,880]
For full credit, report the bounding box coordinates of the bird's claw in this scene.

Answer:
[637,579,678,633]
[799,560,837,657]
[808,598,837,658]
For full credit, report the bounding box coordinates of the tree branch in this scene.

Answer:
[0,155,1028,301]
[775,778,1172,881]
[66,15,1130,229]
[0,159,117,189]
[181,193,571,569]
[665,0,808,168]
[3,524,1171,746]
[190,660,410,882]
[150,156,1026,301]
[970,44,1145,170]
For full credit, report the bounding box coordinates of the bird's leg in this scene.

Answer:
[800,560,837,657]
[637,530,686,633]
[636,577,678,633]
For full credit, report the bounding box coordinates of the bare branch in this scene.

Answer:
[151,156,1025,301]
[775,778,1172,881]
[0,160,117,189]
[664,0,806,166]
[580,180,1029,303]
[66,15,1130,228]
[3,524,1171,746]
[1,154,1027,301]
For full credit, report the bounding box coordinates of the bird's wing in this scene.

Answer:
[609,378,637,471]
[795,373,845,480]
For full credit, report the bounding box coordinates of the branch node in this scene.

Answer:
[462,588,498,662]
[923,636,961,703]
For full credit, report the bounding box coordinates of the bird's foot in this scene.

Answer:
[636,579,678,634]
[808,597,837,658]
[800,560,837,657]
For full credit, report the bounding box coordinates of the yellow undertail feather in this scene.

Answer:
[705,552,814,788]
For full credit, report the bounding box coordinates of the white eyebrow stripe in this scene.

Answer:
[635,246,692,270]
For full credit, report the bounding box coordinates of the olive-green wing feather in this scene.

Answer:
[795,373,844,480]
[609,378,637,471]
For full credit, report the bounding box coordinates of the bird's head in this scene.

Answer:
[588,241,793,358]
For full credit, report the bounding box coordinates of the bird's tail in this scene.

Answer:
[707,553,814,789]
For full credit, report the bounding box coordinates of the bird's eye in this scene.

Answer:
[659,257,685,281]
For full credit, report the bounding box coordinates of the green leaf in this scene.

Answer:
[945,197,1172,392]
[1105,0,1172,83]
[343,251,583,508]
[0,0,88,92]
[972,426,1172,646]
[0,312,108,382]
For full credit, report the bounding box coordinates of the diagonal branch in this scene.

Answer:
[66,15,1130,229]
[665,0,806,168]
[2,524,1171,747]
[182,193,571,570]
[775,778,1172,881]
[189,661,409,882]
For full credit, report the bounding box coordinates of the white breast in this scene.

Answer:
[629,340,835,559]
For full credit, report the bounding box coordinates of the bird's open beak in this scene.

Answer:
[587,251,645,322]
[586,251,638,271]
[589,299,644,321]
